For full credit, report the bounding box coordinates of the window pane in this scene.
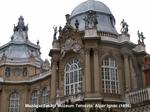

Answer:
[102,56,119,94]
[9,92,20,112]
[42,88,49,105]
[64,58,82,96]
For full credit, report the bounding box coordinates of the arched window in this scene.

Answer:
[64,58,82,96]
[101,56,119,94]
[9,92,20,112]
[31,90,38,112]
[42,87,49,105]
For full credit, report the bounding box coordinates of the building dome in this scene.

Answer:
[70,0,112,18]
[0,16,43,67]
[69,0,118,34]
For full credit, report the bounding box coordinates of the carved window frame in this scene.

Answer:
[8,92,20,112]
[64,58,82,96]
[101,56,119,94]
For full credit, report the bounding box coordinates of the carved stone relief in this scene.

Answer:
[60,38,81,59]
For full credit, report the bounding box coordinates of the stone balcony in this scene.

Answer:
[126,87,150,105]
[56,93,84,105]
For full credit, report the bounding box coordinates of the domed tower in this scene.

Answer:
[0,16,51,112]
[49,0,146,109]
[0,16,43,81]
[70,0,117,35]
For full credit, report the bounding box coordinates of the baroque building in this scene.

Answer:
[49,0,149,111]
[0,0,149,112]
[0,16,51,112]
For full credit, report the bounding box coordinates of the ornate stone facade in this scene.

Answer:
[0,0,149,112]
[49,0,148,111]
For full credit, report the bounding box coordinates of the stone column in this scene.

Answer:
[124,55,131,92]
[51,61,57,102]
[85,48,91,93]
[93,48,100,94]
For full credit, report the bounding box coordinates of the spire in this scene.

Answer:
[13,16,28,32]
[11,16,29,42]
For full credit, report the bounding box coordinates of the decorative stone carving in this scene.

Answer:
[13,16,28,32]
[120,19,128,34]
[58,26,62,36]
[61,24,75,40]
[53,26,57,40]
[61,38,81,59]
[137,30,145,46]
[84,10,98,29]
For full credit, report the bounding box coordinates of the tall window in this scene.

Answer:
[9,92,20,112]
[101,56,119,94]
[31,90,38,112]
[64,58,82,96]
[42,87,49,105]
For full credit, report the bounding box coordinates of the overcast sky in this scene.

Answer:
[0,0,150,60]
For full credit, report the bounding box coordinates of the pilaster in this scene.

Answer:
[124,55,131,92]
[50,61,57,103]
[85,48,91,93]
[93,48,100,95]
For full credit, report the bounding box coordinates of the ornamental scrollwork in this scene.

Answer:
[61,38,81,59]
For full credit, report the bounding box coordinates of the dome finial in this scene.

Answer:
[13,16,28,32]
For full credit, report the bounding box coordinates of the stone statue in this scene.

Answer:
[141,32,145,43]
[58,26,62,33]
[137,30,145,45]
[120,19,129,34]
[37,40,39,45]
[84,11,98,29]
[53,26,57,40]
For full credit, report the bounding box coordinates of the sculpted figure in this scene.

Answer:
[84,11,98,29]
[53,26,57,40]
[120,19,128,34]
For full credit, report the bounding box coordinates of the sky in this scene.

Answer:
[0,0,150,60]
